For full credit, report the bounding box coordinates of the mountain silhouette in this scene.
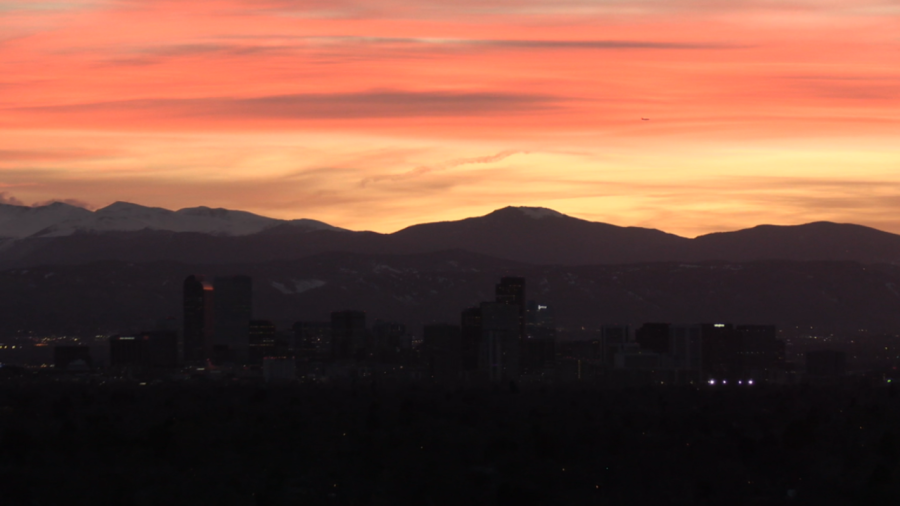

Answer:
[1,203,899,268]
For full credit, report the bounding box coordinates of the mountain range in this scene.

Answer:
[2,201,900,336]
[1,202,900,268]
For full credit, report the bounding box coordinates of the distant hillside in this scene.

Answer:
[2,203,900,267]
[3,251,900,336]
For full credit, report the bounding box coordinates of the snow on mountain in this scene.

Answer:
[0,202,93,239]
[515,206,566,219]
[0,201,342,238]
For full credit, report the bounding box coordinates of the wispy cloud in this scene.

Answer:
[361,150,524,186]
[16,90,561,119]
[0,192,24,206]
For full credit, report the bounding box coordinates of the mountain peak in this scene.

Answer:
[96,201,168,215]
[490,206,568,219]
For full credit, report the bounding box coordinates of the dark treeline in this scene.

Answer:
[2,381,900,505]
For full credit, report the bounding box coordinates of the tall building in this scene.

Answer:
[495,276,526,340]
[460,307,483,372]
[636,323,670,354]
[213,275,252,363]
[110,335,144,367]
[331,310,367,361]
[422,324,461,383]
[480,301,520,382]
[109,330,178,368]
[249,319,278,364]
[292,321,331,361]
[183,275,214,363]
[522,301,556,376]
[701,323,738,379]
[601,325,630,367]
[371,320,408,363]
[669,324,702,380]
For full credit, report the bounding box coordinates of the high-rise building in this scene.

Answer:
[213,275,252,363]
[249,320,278,364]
[480,301,520,381]
[495,276,526,340]
[701,323,738,378]
[523,301,556,376]
[669,324,702,379]
[371,320,408,363]
[601,325,630,366]
[331,310,366,361]
[460,307,483,372]
[183,275,214,363]
[292,321,331,361]
[110,335,144,367]
[109,330,178,368]
[423,324,461,383]
[636,323,670,354]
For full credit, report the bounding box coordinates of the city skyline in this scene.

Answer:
[2,0,899,236]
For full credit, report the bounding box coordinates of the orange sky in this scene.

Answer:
[1,0,899,235]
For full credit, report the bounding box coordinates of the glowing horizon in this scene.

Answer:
[2,0,899,237]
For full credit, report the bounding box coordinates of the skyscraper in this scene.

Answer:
[249,319,278,364]
[495,276,526,340]
[371,320,408,363]
[480,301,520,381]
[331,310,366,361]
[213,275,253,363]
[183,275,214,363]
[422,323,461,383]
[460,306,483,372]
[523,301,556,376]
[635,323,670,354]
[292,321,331,362]
[670,324,702,382]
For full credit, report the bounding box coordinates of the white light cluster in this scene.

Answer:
[708,378,755,386]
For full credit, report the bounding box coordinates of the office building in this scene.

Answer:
[371,320,408,363]
[669,324,702,379]
[522,301,556,376]
[601,325,630,366]
[495,276,526,340]
[460,307,483,372]
[292,321,331,361]
[423,324,462,383]
[480,301,520,381]
[213,275,252,363]
[331,310,367,361]
[636,323,670,354]
[249,320,278,364]
[183,275,214,363]
[109,330,178,368]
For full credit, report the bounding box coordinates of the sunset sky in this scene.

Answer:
[1,0,898,236]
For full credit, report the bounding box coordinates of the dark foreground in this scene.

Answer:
[2,379,899,505]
